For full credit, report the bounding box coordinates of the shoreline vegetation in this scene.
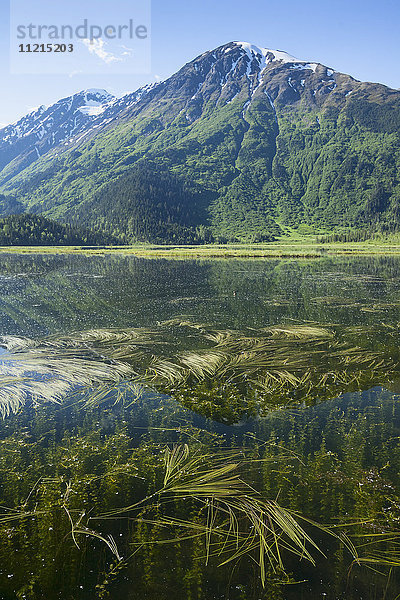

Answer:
[3,237,400,258]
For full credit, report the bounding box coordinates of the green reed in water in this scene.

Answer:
[96,443,352,587]
[1,319,399,421]
[0,319,398,595]
[0,437,356,591]
[0,388,398,598]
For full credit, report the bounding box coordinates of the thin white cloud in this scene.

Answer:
[0,123,6,129]
[120,44,134,55]
[82,38,122,64]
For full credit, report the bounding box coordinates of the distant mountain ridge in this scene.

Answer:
[0,89,114,184]
[0,41,399,243]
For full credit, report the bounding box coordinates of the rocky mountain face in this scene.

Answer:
[0,89,114,184]
[0,42,399,242]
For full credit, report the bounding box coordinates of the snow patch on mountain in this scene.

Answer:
[84,88,111,97]
[233,42,323,74]
[0,89,115,145]
[77,105,107,116]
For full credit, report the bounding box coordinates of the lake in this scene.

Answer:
[0,253,399,599]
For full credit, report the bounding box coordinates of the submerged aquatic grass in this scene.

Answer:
[95,443,357,586]
[0,342,133,417]
[0,436,358,589]
[0,319,399,419]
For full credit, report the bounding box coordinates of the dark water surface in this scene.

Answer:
[0,253,400,599]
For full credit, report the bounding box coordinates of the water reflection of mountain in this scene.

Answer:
[1,254,400,337]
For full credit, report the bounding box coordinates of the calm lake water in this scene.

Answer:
[0,253,400,599]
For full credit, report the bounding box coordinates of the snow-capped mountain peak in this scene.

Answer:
[0,41,355,185]
[1,89,115,141]
[232,41,322,73]
[0,89,116,180]
[82,88,111,97]
[75,89,115,116]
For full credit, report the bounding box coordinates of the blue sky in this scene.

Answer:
[0,0,399,125]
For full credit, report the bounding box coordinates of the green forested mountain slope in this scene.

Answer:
[0,42,399,243]
[0,214,117,246]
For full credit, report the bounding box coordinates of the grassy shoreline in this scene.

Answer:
[2,239,400,258]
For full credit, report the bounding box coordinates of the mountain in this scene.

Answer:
[0,41,399,243]
[0,89,114,185]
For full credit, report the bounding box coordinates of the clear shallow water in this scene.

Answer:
[0,254,400,599]
[1,253,400,336]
